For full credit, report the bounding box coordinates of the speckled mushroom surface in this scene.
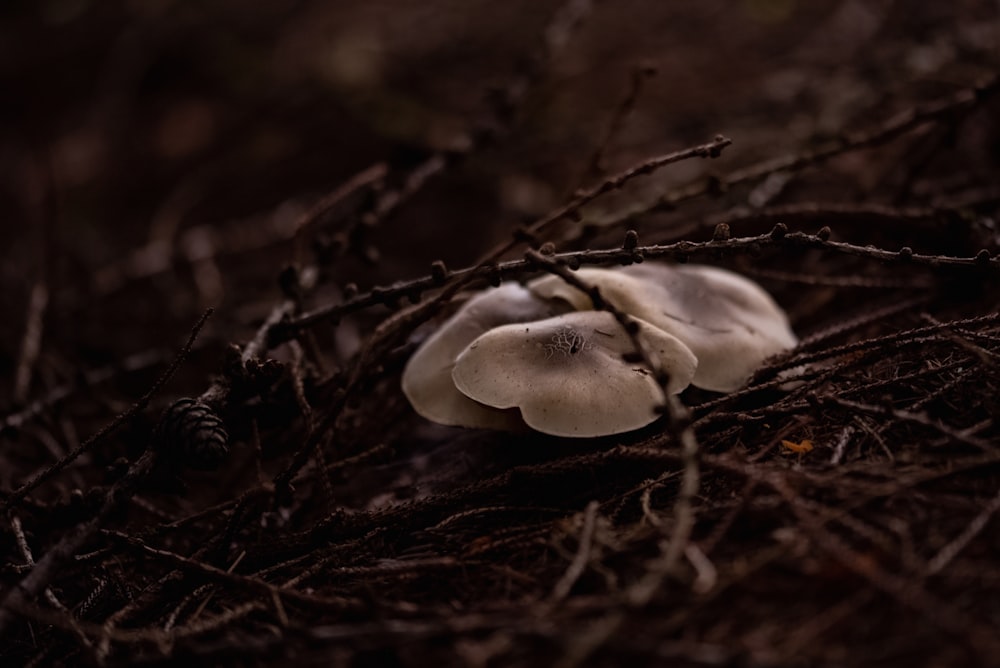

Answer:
[450,310,697,437]
[528,263,797,392]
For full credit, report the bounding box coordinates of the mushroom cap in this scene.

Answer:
[401,282,559,430]
[528,263,796,392]
[450,310,697,437]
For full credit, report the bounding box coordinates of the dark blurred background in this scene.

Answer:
[1,0,997,403]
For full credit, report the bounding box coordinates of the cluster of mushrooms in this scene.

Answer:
[402,262,797,437]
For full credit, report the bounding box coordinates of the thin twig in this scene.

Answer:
[13,282,49,404]
[818,395,995,452]
[0,310,213,636]
[550,501,600,602]
[0,450,158,636]
[2,309,213,513]
[1,348,175,437]
[9,516,94,655]
[610,74,1000,225]
[277,228,997,342]
[926,488,1000,575]
[102,529,360,611]
[574,63,656,186]
[527,251,702,667]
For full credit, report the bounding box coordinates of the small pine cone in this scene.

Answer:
[245,357,285,386]
[156,398,229,470]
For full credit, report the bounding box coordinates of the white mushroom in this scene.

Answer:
[401,282,560,430]
[450,311,697,437]
[528,263,796,392]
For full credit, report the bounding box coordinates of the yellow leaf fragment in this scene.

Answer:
[781,439,814,454]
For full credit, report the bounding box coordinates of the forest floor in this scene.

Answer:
[1,1,1000,666]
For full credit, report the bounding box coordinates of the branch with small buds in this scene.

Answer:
[525,250,703,666]
[274,227,998,343]
[524,249,700,566]
[606,74,1000,226]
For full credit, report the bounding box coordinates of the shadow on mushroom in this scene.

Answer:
[401,283,562,431]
